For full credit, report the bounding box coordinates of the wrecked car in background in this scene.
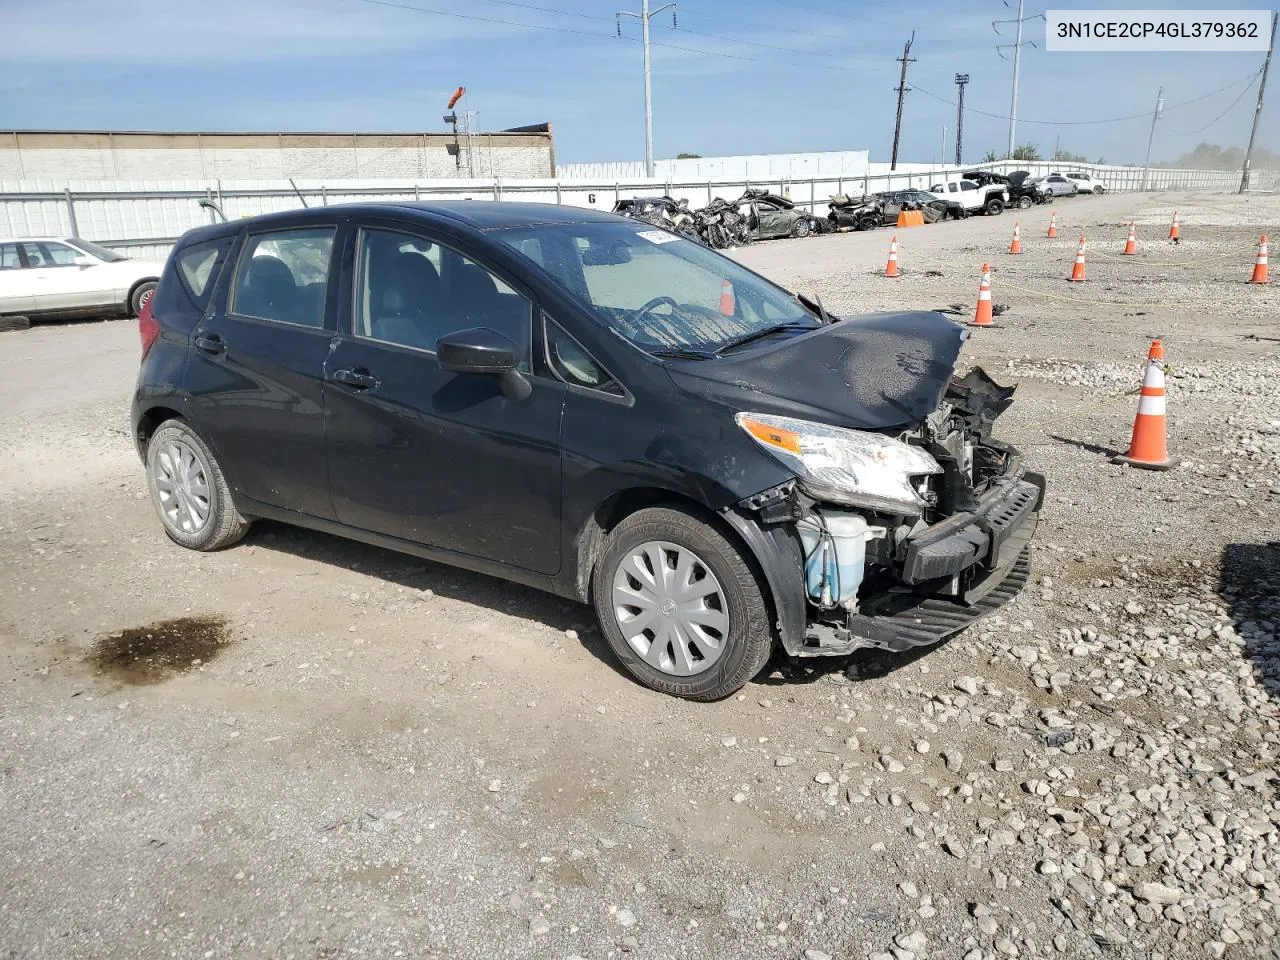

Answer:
[740,189,824,240]
[827,191,963,232]
[613,195,699,239]
[134,201,1043,702]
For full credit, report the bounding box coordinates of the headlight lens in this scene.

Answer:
[737,412,941,513]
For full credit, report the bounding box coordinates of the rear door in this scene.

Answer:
[0,242,36,314]
[182,220,342,520]
[323,220,565,574]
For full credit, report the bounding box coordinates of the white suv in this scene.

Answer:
[0,237,165,322]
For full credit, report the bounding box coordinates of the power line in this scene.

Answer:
[913,72,1263,126]
[1171,71,1261,136]
[673,5,867,44]
[671,24,895,63]
[474,0,613,22]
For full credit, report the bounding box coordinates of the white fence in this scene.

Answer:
[0,161,1259,261]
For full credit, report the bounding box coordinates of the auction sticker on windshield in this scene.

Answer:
[1046,10,1271,51]
[636,230,680,244]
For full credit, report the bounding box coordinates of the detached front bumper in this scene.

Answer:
[722,468,1046,660]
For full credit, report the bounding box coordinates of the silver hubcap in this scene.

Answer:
[612,541,729,677]
[152,439,211,535]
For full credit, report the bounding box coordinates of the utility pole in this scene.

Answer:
[1241,11,1278,194]
[617,0,676,178]
[954,73,969,166]
[994,1,1043,157]
[890,32,915,171]
[1141,86,1164,190]
[941,123,948,164]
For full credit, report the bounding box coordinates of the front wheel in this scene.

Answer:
[984,198,1005,216]
[145,419,250,551]
[1016,195,1033,210]
[1094,186,1105,194]
[593,507,774,701]
[791,218,812,238]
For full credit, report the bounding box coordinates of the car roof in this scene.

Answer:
[2,237,76,243]
[242,201,625,232]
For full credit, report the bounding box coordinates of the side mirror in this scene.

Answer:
[436,327,531,401]
[72,255,95,268]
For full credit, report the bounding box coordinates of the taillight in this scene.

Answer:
[138,295,160,359]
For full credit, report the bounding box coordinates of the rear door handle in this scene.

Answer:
[193,333,225,355]
[331,368,380,390]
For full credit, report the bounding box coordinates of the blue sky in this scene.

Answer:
[0,0,1272,166]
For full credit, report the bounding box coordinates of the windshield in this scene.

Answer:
[67,238,127,262]
[496,221,816,354]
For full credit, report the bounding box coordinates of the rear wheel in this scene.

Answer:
[593,507,774,701]
[130,281,157,318]
[984,197,1005,216]
[145,419,250,551]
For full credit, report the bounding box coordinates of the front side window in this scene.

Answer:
[0,243,19,270]
[355,227,532,369]
[231,227,335,328]
[497,221,817,356]
[960,182,977,191]
[20,241,79,268]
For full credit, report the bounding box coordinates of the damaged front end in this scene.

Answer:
[729,368,1045,658]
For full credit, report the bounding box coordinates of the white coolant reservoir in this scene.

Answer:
[796,510,886,611]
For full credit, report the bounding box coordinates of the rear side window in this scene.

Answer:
[175,239,231,309]
[0,243,19,270]
[231,227,336,328]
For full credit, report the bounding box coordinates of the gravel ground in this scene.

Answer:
[1,190,1277,960]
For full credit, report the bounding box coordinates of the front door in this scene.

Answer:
[19,240,106,311]
[182,222,342,520]
[323,223,565,576]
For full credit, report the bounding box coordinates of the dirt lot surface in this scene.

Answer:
[2,191,1277,960]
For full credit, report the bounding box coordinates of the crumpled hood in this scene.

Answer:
[666,310,969,430]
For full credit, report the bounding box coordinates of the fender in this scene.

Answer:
[718,506,807,656]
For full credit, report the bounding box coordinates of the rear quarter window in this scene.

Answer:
[155,236,234,321]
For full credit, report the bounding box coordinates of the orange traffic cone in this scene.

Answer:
[1168,211,1180,242]
[1250,235,1269,284]
[884,235,900,277]
[1009,222,1023,255]
[1068,236,1087,282]
[972,263,994,327]
[1047,211,1058,238]
[1122,222,1137,255]
[719,278,735,316]
[1113,340,1178,471]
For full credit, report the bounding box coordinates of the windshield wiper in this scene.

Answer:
[798,291,832,324]
[649,346,716,361]
[714,322,817,356]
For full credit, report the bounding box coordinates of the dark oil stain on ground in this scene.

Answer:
[90,616,231,685]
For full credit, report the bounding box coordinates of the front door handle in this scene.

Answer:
[331,368,380,390]
[193,333,225,355]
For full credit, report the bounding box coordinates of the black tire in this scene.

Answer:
[130,280,157,317]
[145,419,250,551]
[592,506,774,701]
[791,218,812,239]
[984,197,1005,216]
[1094,186,1105,195]
[1016,195,1033,210]
[0,315,31,333]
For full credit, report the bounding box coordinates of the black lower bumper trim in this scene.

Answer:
[794,546,1031,657]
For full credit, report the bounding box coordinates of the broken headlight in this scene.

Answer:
[737,412,942,514]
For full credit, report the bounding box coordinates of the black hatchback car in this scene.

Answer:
[133,202,1043,700]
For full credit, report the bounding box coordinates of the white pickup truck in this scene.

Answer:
[927,179,1008,216]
